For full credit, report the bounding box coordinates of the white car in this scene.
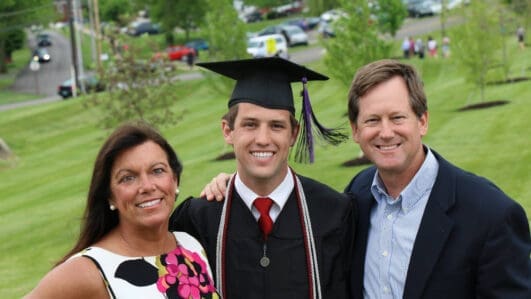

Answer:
[247,34,289,59]
[280,25,309,47]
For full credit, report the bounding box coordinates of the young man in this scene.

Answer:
[170,57,355,299]
[202,59,531,298]
[346,59,530,298]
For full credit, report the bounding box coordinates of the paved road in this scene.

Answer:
[1,15,461,112]
[11,30,73,97]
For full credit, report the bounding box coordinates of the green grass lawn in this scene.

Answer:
[1,33,530,299]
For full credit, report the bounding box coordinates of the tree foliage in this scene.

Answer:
[244,0,291,8]
[323,0,392,87]
[202,0,249,94]
[86,41,182,129]
[375,0,408,37]
[305,0,340,15]
[452,0,505,103]
[99,0,135,26]
[149,0,207,44]
[0,0,55,73]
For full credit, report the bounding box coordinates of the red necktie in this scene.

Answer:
[253,197,274,240]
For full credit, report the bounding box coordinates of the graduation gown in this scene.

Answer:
[170,175,355,299]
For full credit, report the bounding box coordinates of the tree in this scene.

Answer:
[452,0,505,103]
[202,0,249,94]
[375,0,408,37]
[0,0,55,73]
[99,0,135,26]
[86,41,182,130]
[4,29,24,63]
[323,0,392,87]
[323,0,393,165]
[149,0,207,44]
[305,0,341,15]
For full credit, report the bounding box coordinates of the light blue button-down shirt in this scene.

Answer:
[363,148,439,299]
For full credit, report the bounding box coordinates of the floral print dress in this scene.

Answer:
[76,231,219,299]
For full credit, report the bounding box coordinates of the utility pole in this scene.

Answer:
[93,0,103,72]
[87,0,97,64]
[67,0,80,97]
[74,0,85,93]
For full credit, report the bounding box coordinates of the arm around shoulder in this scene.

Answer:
[24,256,108,299]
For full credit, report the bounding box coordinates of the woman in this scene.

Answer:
[24,122,218,299]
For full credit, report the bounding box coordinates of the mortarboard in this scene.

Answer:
[196,57,347,163]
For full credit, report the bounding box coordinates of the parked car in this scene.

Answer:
[243,11,263,23]
[247,34,289,59]
[305,17,322,30]
[280,25,309,46]
[57,74,105,99]
[127,20,160,36]
[185,39,209,53]
[166,46,196,61]
[282,18,309,31]
[258,25,308,47]
[36,33,51,47]
[407,0,436,18]
[317,20,336,38]
[32,47,51,63]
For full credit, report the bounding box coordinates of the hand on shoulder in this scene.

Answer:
[199,172,232,201]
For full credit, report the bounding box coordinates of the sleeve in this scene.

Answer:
[169,196,201,240]
[343,192,357,282]
[476,200,531,298]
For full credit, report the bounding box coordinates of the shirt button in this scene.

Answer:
[382,250,388,257]
[383,286,390,293]
[387,214,393,220]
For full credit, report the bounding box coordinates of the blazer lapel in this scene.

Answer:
[403,152,456,299]
[346,168,376,299]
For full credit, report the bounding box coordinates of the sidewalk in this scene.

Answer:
[0,95,61,112]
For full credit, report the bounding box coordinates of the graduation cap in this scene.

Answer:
[196,57,347,163]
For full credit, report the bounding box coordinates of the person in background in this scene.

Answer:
[517,26,525,50]
[415,38,425,59]
[346,59,530,299]
[427,36,437,58]
[408,36,416,58]
[186,51,195,70]
[170,57,355,299]
[441,36,451,58]
[24,122,218,299]
[402,37,411,59]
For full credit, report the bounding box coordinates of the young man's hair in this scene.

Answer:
[222,103,299,130]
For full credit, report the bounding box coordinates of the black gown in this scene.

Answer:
[170,175,356,299]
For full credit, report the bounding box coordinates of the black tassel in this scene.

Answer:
[294,77,348,163]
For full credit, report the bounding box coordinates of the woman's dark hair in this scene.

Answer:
[57,121,182,265]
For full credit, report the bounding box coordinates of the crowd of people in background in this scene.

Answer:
[402,35,451,60]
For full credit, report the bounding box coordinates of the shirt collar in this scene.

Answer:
[234,168,294,211]
[371,146,439,213]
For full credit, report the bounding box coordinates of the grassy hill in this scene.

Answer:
[1,40,530,298]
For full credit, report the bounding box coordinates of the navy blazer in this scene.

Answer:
[345,150,531,299]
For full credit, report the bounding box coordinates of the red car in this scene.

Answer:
[166,46,196,61]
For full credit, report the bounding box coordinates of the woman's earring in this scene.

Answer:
[110,204,116,211]
[175,188,180,200]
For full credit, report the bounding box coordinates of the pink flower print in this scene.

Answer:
[156,245,217,298]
